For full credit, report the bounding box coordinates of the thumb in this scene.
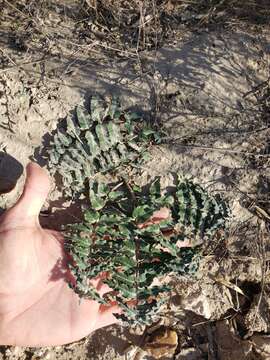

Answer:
[0,163,51,228]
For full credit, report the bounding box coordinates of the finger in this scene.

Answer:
[0,163,51,228]
[151,207,170,223]
[96,302,121,330]
[12,162,51,219]
[138,207,170,229]
[89,272,112,297]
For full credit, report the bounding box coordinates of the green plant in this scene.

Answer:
[47,95,156,198]
[66,176,229,325]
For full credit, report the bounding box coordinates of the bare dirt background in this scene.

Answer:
[0,1,270,359]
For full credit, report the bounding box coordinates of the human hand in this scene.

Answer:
[0,163,119,346]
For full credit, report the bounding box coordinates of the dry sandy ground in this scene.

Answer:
[0,6,270,359]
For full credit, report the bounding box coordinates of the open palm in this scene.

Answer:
[0,163,119,346]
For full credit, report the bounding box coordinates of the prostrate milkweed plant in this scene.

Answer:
[46,94,158,198]
[66,176,229,326]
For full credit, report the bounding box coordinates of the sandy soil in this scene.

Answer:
[0,1,270,359]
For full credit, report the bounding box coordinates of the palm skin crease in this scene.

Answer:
[0,163,119,346]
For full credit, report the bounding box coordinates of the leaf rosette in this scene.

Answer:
[66,176,229,325]
[47,95,156,198]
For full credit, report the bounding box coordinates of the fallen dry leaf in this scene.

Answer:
[142,328,178,359]
[213,276,248,299]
